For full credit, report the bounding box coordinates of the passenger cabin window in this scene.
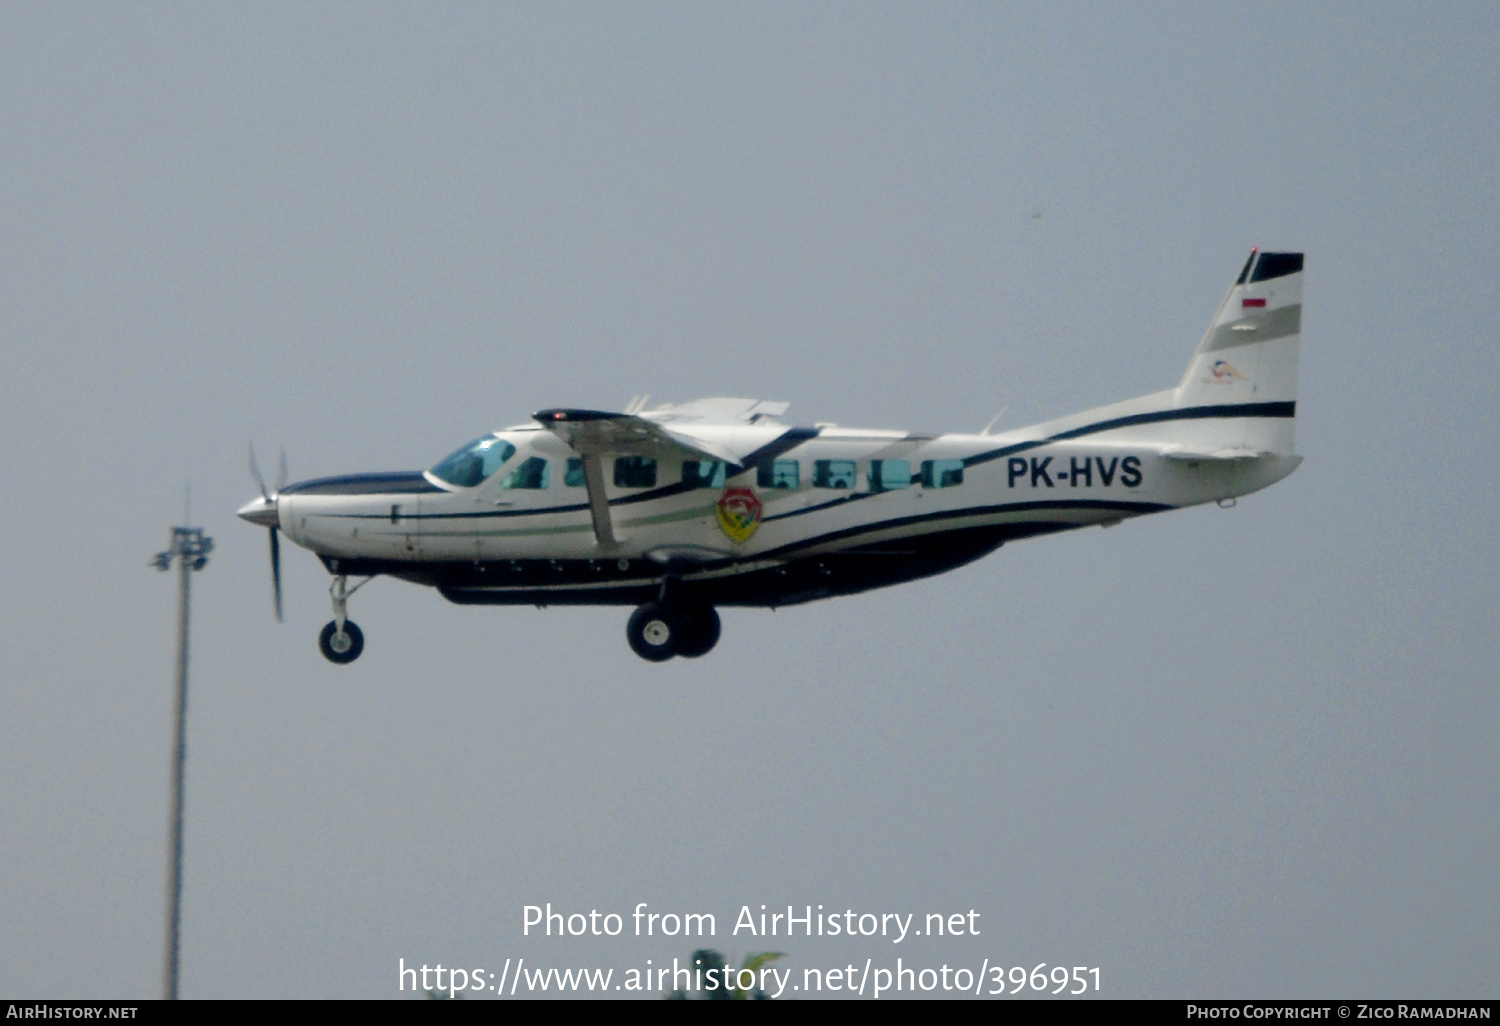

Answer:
[920,459,964,488]
[757,459,799,489]
[564,458,585,487]
[430,437,516,487]
[614,456,657,488]
[500,456,549,489]
[868,459,911,491]
[682,460,726,488]
[813,459,857,489]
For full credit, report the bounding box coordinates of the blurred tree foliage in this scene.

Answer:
[666,949,785,1000]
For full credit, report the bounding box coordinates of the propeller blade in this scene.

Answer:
[270,526,283,623]
[249,444,270,501]
[249,443,285,621]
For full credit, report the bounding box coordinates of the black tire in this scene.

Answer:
[675,606,721,658]
[627,603,681,662]
[318,620,365,664]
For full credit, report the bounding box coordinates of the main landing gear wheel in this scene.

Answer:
[319,620,364,663]
[626,603,721,661]
[675,607,721,658]
[627,602,682,662]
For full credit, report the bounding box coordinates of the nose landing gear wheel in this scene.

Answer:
[627,602,681,662]
[319,620,365,664]
[675,607,721,658]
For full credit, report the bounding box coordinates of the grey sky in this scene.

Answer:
[1,2,1496,998]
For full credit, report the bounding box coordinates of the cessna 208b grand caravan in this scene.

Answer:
[239,250,1305,664]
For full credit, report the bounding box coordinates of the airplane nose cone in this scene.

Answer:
[237,496,279,527]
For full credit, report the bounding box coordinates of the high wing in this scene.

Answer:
[532,398,792,549]
[532,408,742,464]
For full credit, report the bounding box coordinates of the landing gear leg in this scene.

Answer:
[319,574,370,664]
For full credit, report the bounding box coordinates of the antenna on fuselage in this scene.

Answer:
[980,405,1009,435]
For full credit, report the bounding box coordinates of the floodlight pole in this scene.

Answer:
[152,525,212,1001]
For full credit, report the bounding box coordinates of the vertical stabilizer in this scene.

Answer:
[1175,250,1303,454]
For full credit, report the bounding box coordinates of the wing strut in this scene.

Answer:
[579,453,616,548]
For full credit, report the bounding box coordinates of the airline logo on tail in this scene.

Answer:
[1207,359,1246,383]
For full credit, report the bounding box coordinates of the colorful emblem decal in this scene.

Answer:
[715,487,763,544]
[1208,359,1246,382]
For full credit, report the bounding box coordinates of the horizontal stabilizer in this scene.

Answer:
[1161,446,1269,462]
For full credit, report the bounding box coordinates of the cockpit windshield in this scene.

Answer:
[429,436,516,487]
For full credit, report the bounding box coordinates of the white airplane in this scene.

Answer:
[239,249,1304,664]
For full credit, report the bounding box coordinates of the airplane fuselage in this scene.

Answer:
[273,402,1300,609]
[240,249,1306,661]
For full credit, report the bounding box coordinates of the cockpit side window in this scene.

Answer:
[430,437,516,487]
[501,456,550,489]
